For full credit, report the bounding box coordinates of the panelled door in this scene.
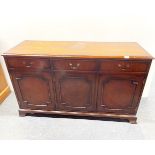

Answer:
[54,71,97,112]
[97,74,145,114]
[12,71,55,110]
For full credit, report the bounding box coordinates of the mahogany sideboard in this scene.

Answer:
[2,41,153,123]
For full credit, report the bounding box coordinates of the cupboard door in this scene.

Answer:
[12,72,55,110]
[54,72,96,112]
[97,74,145,114]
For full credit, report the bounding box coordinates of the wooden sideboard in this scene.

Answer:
[2,41,153,123]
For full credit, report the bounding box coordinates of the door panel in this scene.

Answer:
[97,74,145,114]
[12,72,55,110]
[54,71,96,112]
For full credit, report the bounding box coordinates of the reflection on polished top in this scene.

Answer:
[3,40,153,59]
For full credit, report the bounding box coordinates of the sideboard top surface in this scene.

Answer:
[3,40,153,59]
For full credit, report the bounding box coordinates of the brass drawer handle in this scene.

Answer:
[22,61,33,68]
[132,81,139,85]
[25,65,31,68]
[118,63,130,70]
[69,63,80,69]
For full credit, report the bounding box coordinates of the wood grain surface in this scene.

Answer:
[3,40,153,59]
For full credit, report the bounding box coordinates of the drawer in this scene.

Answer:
[53,59,97,71]
[100,60,149,72]
[6,57,50,70]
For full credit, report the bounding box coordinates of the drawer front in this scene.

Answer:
[53,59,97,71]
[100,60,149,72]
[6,57,50,70]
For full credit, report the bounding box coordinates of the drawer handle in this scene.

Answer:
[22,61,33,68]
[26,65,31,68]
[132,81,139,85]
[118,64,130,70]
[26,62,34,68]
[69,63,80,70]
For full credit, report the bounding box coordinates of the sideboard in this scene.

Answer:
[2,41,153,123]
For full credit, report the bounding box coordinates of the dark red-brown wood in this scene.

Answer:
[54,71,97,112]
[97,74,145,114]
[3,55,152,124]
[11,71,55,110]
[99,60,149,72]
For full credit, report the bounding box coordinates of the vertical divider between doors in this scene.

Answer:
[50,57,57,110]
[94,59,101,112]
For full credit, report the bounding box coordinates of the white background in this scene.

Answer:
[0,0,155,97]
